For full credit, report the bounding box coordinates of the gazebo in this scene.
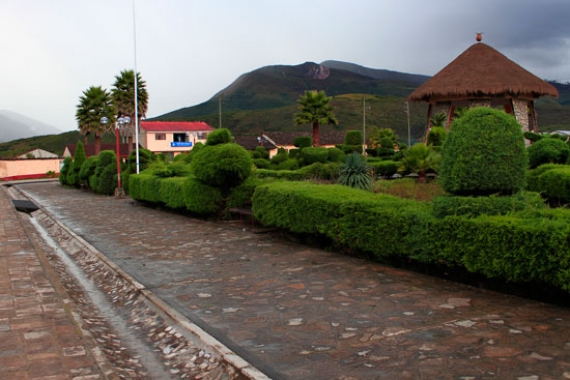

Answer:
[408,38,559,139]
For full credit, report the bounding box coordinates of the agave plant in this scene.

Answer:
[337,152,374,191]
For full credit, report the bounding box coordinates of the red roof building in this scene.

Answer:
[140,121,215,155]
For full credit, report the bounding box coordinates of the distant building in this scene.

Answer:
[17,148,58,159]
[63,143,130,159]
[234,131,346,157]
[140,121,215,155]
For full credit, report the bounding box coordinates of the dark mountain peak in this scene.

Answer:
[304,63,330,80]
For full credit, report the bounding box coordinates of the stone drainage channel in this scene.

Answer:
[8,185,270,380]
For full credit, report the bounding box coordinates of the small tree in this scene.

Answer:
[399,143,441,182]
[439,107,527,196]
[67,141,87,188]
[294,90,338,147]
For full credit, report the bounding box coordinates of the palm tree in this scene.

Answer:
[76,86,115,155]
[294,90,338,147]
[399,143,442,182]
[111,70,149,148]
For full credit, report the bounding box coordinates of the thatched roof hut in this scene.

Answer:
[408,41,559,137]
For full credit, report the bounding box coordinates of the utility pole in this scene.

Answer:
[218,93,223,128]
[362,96,366,154]
[405,101,411,147]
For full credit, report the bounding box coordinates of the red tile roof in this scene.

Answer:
[64,143,132,158]
[140,121,215,132]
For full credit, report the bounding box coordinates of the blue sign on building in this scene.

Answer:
[170,142,193,147]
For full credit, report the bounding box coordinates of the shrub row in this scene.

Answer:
[129,174,222,215]
[252,181,570,291]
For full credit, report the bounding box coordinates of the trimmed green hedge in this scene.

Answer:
[251,181,570,292]
[129,174,222,215]
[432,192,544,218]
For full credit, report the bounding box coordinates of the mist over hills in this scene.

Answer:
[0,110,62,143]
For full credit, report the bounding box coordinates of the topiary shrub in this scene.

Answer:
[97,164,117,195]
[526,163,568,192]
[79,156,98,189]
[293,136,312,148]
[270,148,289,165]
[537,167,570,206]
[300,147,329,165]
[327,147,345,163]
[527,137,570,169]
[191,143,253,194]
[369,160,399,177]
[345,130,363,146]
[206,128,233,146]
[253,158,271,169]
[439,107,527,196]
[276,158,300,171]
[59,157,73,186]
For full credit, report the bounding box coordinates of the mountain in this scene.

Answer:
[0,110,62,143]
[320,60,430,85]
[154,60,570,138]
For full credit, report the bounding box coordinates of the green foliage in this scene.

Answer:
[523,131,543,142]
[293,136,312,148]
[192,143,253,193]
[327,147,345,162]
[426,126,447,147]
[368,160,399,177]
[254,162,339,181]
[270,149,289,165]
[206,128,234,145]
[537,167,570,206]
[399,143,441,176]
[335,144,362,155]
[276,158,299,171]
[429,112,447,127]
[90,150,116,194]
[253,158,271,169]
[67,141,87,188]
[300,147,329,165]
[294,90,338,146]
[526,163,568,192]
[97,164,117,195]
[432,192,545,218]
[251,180,570,292]
[345,130,362,145]
[337,152,374,191]
[79,156,98,188]
[253,146,269,159]
[59,157,73,186]
[527,137,570,168]
[439,107,527,196]
[183,177,223,215]
[368,127,399,149]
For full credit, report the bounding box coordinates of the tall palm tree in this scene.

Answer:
[111,69,149,148]
[76,86,115,155]
[294,90,338,147]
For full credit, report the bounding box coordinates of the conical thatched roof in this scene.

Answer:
[408,43,558,102]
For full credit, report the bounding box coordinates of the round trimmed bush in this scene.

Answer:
[191,143,253,191]
[439,107,527,196]
[527,137,570,168]
[206,128,233,145]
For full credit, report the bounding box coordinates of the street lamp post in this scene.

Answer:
[101,116,130,197]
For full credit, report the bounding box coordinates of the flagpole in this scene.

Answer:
[133,0,140,174]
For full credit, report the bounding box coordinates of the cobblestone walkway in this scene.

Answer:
[12,181,570,379]
[0,183,112,379]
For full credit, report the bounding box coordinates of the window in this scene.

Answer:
[155,133,166,140]
[173,133,188,142]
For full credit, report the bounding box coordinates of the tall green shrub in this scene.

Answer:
[67,141,86,188]
[345,130,363,146]
[527,137,570,168]
[439,107,527,196]
[293,136,312,149]
[59,157,72,186]
[191,143,253,194]
[206,128,233,145]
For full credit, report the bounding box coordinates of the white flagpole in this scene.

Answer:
[133,0,140,174]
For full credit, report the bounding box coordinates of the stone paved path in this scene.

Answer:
[0,183,112,379]
[12,181,570,379]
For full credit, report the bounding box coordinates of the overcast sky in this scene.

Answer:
[1,0,569,132]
